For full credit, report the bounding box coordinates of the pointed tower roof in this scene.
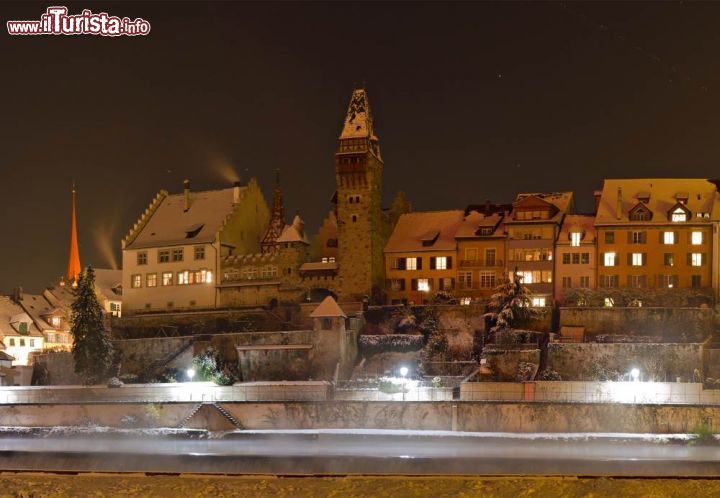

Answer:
[277,212,310,245]
[339,87,376,140]
[66,184,81,282]
[310,296,346,318]
[261,169,286,253]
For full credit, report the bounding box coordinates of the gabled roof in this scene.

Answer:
[310,296,346,318]
[506,192,574,224]
[0,297,42,338]
[595,179,720,225]
[558,214,597,244]
[18,294,62,333]
[384,210,465,253]
[125,187,244,249]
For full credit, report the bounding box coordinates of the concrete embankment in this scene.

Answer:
[1,400,720,433]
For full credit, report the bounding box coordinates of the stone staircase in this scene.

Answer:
[177,402,243,429]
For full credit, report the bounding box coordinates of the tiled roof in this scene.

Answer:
[0,296,42,338]
[455,211,506,238]
[558,214,597,243]
[384,210,465,253]
[595,179,720,225]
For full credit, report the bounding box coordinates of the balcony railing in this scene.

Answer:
[459,259,504,268]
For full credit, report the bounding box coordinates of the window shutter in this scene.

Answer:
[450,278,455,290]
[642,253,647,265]
[627,231,632,244]
[399,258,406,270]
[627,253,632,266]
[658,231,664,244]
[427,278,433,290]
[411,279,418,291]
[674,231,679,244]
[688,232,692,244]
[447,257,453,269]
[417,258,423,270]
[400,279,406,291]
[627,275,632,287]
[687,253,692,266]
[702,253,706,265]
[430,257,436,270]
[385,279,391,290]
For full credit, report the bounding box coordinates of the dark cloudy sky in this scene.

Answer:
[2,1,720,292]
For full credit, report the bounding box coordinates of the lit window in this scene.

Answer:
[631,253,643,266]
[691,253,703,266]
[406,258,418,271]
[206,271,213,283]
[460,297,471,306]
[435,257,447,270]
[177,271,190,285]
[162,272,173,286]
[671,208,687,222]
[663,232,675,244]
[531,297,546,307]
[691,231,703,245]
[417,279,430,292]
[570,232,581,247]
[50,317,61,327]
[604,297,614,307]
[131,274,142,288]
[146,273,157,287]
[604,252,617,266]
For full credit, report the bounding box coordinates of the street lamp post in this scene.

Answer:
[400,366,409,401]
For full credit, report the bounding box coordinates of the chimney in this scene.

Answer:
[485,199,491,214]
[183,180,190,212]
[233,180,242,203]
[593,190,602,213]
[12,287,23,303]
[616,187,623,220]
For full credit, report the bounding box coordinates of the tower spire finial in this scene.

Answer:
[67,182,81,283]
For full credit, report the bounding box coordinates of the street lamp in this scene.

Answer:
[187,368,196,382]
[400,367,408,401]
[630,368,640,382]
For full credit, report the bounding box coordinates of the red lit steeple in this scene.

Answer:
[67,183,81,283]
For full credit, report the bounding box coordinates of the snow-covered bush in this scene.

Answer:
[538,369,562,381]
[106,377,123,388]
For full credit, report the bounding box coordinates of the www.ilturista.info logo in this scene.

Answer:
[7,6,150,36]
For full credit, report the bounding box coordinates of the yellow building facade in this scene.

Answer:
[595,179,719,292]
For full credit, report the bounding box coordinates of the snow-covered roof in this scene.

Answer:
[126,186,244,249]
[384,210,465,253]
[455,211,506,239]
[18,294,61,333]
[94,268,122,302]
[277,215,309,245]
[0,297,42,338]
[310,296,346,318]
[595,178,720,225]
[558,214,597,242]
[339,88,375,140]
[299,261,339,272]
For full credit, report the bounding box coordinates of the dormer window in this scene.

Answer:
[668,203,691,222]
[570,232,582,247]
[671,208,687,222]
[184,223,204,239]
[420,230,440,247]
[636,192,650,203]
[629,203,652,221]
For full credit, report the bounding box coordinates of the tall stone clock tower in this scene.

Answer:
[335,87,384,301]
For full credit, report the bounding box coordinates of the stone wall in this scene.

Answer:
[31,353,82,385]
[559,307,713,341]
[111,309,289,339]
[547,342,703,381]
[482,349,541,381]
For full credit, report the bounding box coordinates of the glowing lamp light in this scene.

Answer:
[631,368,640,382]
[400,367,409,378]
[187,368,196,381]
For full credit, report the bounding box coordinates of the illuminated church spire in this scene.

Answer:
[66,182,81,283]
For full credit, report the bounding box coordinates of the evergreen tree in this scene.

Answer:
[484,268,536,333]
[71,266,113,384]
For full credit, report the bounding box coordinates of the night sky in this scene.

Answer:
[3,1,720,293]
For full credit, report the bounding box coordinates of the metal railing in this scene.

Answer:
[459,259,504,268]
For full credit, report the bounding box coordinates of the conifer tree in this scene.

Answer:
[484,268,536,332]
[71,266,113,384]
